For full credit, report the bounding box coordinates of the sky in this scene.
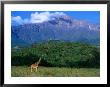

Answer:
[11,11,100,26]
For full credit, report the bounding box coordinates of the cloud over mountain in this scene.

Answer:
[11,12,66,25]
[11,16,23,25]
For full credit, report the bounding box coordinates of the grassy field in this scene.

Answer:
[11,66,100,77]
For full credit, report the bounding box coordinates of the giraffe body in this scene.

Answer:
[31,58,41,72]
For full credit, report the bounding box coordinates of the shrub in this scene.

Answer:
[11,41,100,68]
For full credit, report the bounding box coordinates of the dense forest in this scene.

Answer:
[11,41,100,68]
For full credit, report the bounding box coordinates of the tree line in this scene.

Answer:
[11,41,100,68]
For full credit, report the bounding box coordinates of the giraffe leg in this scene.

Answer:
[31,67,32,72]
[36,67,37,72]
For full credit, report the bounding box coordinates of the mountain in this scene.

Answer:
[11,15,100,47]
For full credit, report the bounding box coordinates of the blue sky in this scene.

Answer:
[11,11,100,25]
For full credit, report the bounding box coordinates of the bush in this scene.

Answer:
[11,41,100,68]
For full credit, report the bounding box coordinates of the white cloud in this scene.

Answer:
[30,12,50,23]
[23,19,30,24]
[11,12,66,25]
[51,12,66,17]
[11,16,23,24]
[30,11,66,23]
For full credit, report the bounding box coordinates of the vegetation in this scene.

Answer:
[11,66,100,77]
[11,41,100,68]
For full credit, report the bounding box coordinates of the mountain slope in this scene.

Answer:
[11,15,100,47]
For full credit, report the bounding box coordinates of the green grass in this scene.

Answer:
[11,66,100,77]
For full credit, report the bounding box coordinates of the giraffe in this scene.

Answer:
[30,58,41,72]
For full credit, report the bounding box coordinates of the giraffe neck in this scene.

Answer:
[38,58,41,63]
[36,58,41,65]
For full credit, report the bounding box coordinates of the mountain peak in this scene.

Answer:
[12,14,100,46]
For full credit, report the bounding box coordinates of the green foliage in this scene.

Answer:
[11,41,100,68]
